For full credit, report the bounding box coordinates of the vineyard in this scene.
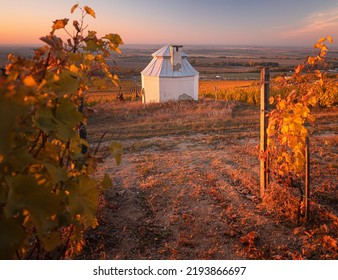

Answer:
[0,4,337,261]
[79,100,337,259]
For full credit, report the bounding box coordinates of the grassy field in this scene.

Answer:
[80,100,338,260]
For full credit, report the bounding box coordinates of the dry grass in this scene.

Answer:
[81,100,338,260]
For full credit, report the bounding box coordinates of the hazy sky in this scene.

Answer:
[1,0,338,46]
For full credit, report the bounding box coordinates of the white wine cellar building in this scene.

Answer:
[141,45,199,103]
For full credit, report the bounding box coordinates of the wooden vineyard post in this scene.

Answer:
[304,136,310,221]
[260,67,270,197]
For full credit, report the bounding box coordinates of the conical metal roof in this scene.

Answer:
[141,45,198,77]
[151,45,187,58]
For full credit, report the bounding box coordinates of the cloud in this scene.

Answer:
[281,6,338,38]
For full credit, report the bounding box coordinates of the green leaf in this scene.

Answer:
[101,174,113,190]
[83,40,98,52]
[4,175,61,236]
[109,142,123,165]
[44,162,68,185]
[0,97,26,155]
[0,215,26,259]
[104,33,123,53]
[54,100,83,141]
[8,148,34,172]
[55,123,77,142]
[54,71,79,96]
[68,176,99,228]
[34,107,57,134]
[40,231,62,252]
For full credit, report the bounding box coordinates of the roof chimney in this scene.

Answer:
[170,45,183,71]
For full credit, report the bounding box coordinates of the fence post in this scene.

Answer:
[305,136,310,221]
[260,67,270,197]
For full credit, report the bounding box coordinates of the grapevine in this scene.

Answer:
[265,36,333,220]
[0,4,123,259]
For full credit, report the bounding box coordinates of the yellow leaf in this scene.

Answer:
[71,3,79,13]
[327,35,333,44]
[308,96,317,107]
[278,100,287,110]
[269,96,274,105]
[86,54,95,61]
[69,64,78,74]
[84,6,96,18]
[23,76,37,87]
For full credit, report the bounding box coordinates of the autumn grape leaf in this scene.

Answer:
[84,6,96,18]
[54,71,79,96]
[34,107,57,134]
[83,40,98,52]
[307,56,316,65]
[40,35,63,49]
[52,18,69,32]
[44,162,68,185]
[40,231,62,252]
[54,100,83,141]
[0,97,27,155]
[109,142,123,165]
[23,75,37,87]
[68,176,99,228]
[4,175,61,236]
[7,148,33,172]
[317,37,326,43]
[71,3,79,13]
[101,173,113,190]
[0,216,26,259]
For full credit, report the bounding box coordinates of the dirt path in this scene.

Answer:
[80,101,338,260]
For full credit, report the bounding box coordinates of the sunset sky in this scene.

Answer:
[1,0,338,47]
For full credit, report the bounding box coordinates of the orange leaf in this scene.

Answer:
[327,35,333,44]
[52,18,69,30]
[313,43,322,49]
[323,235,337,249]
[84,6,96,18]
[307,56,316,65]
[317,37,326,43]
[23,75,37,87]
[71,3,79,13]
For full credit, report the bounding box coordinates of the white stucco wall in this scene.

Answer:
[158,76,198,102]
[141,75,160,103]
[142,75,199,104]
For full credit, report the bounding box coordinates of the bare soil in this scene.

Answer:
[80,100,338,260]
